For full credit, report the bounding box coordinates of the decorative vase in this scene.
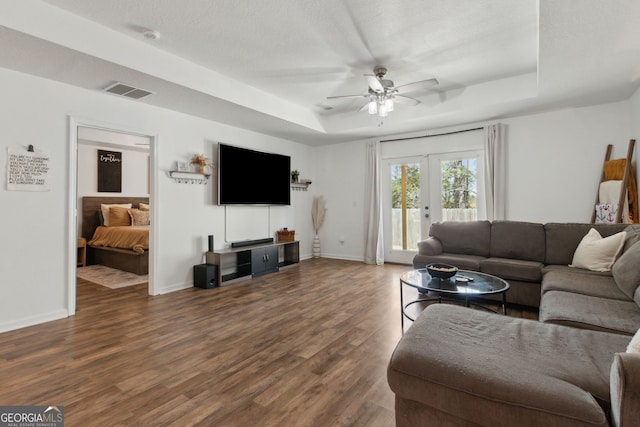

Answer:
[312,235,321,258]
[197,165,206,174]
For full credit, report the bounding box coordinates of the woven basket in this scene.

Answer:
[277,230,295,242]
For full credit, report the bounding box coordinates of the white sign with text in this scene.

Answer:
[6,147,51,191]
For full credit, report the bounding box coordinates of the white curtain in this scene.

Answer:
[364,140,384,265]
[484,123,506,220]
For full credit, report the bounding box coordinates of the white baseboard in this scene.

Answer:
[0,309,69,334]
[312,253,365,262]
[157,281,192,294]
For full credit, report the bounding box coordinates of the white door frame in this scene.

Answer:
[67,116,158,315]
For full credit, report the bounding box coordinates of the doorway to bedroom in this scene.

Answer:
[71,122,155,310]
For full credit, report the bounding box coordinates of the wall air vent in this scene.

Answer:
[104,82,153,99]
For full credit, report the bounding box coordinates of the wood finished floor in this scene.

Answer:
[0,259,537,426]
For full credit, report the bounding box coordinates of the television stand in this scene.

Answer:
[205,240,299,285]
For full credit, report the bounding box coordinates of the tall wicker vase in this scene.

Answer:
[312,235,321,258]
[312,196,326,259]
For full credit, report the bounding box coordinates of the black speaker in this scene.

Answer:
[194,264,218,289]
[208,235,214,252]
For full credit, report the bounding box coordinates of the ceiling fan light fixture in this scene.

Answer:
[368,100,378,115]
[328,67,434,119]
[385,97,394,112]
[378,102,388,117]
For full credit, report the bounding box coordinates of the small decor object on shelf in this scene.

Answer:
[292,178,312,191]
[312,196,327,258]
[277,228,295,243]
[176,161,190,172]
[191,153,213,174]
[291,169,300,183]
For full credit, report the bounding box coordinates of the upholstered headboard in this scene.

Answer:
[82,196,149,239]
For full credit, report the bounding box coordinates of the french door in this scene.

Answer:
[383,150,483,264]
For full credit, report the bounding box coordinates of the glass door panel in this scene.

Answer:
[383,157,428,264]
[428,151,483,223]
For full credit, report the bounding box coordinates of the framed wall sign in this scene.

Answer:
[98,149,122,192]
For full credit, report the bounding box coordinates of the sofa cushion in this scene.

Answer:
[416,237,442,256]
[480,257,542,282]
[388,304,629,426]
[540,291,640,335]
[544,223,629,266]
[542,264,613,277]
[609,353,640,427]
[429,220,491,257]
[622,224,640,252]
[612,241,640,299]
[541,270,628,301]
[490,221,545,262]
[412,253,485,271]
[569,228,625,272]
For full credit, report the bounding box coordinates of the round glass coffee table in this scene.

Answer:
[400,268,510,331]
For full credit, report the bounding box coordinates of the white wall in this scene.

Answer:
[631,86,640,152]
[316,99,636,262]
[313,140,368,261]
[502,101,633,222]
[0,67,315,332]
[77,142,149,198]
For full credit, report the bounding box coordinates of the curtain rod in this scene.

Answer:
[380,126,484,143]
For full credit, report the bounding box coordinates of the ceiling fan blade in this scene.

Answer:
[358,103,370,112]
[327,94,368,100]
[394,95,421,106]
[365,75,384,93]
[396,78,439,93]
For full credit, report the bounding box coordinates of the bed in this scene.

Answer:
[82,196,150,275]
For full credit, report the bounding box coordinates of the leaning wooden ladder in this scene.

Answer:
[591,139,637,224]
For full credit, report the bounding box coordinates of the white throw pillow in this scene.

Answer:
[569,228,626,272]
[627,328,640,353]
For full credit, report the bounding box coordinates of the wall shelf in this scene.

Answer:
[291,180,312,191]
[168,170,211,184]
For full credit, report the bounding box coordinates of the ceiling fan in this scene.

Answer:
[327,66,438,117]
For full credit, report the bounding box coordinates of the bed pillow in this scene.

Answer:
[138,202,150,211]
[108,206,132,227]
[100,203,132,226]
[569,228,626,272]
[128,208,150,226]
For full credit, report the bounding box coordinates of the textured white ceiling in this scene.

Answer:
[1,0,639,145]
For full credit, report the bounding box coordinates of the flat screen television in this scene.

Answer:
[217,143,291,205]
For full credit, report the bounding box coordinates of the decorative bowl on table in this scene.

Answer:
[426,263,458,279]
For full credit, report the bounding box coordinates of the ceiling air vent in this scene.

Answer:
[104,82,153,99]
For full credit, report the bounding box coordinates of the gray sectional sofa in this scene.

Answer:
[388,220,640,426]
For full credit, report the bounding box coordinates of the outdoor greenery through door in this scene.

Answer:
[385,150,482,264]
